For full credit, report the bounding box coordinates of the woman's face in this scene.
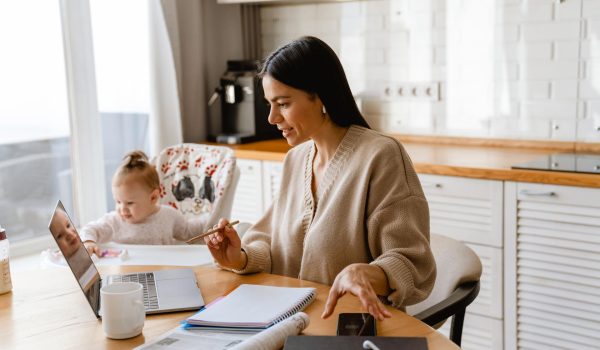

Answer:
[262,75,325,146]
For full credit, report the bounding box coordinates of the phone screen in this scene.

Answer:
[337,313,376,336]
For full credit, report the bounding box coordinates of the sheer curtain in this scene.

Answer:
[148,0,184,156]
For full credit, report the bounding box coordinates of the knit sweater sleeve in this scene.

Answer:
[223,144,308,275]
[365,139,436,308]
[369,196,435,308]
[79,212,118,244]
[228,204,274,274]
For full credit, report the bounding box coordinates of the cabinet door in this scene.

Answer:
[439,312,504,350]
[419,174,504,248]
[505,182,600,350]
[467,243,503,319]
[418,174,504,347]
[231,159,264,224]
[262,161,283,210]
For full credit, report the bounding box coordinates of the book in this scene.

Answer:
[185,284,316,329]
[283,336,428,350]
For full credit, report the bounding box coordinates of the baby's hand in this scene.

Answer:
[83,241,101,257]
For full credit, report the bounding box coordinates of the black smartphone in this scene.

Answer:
[336,313,376,336]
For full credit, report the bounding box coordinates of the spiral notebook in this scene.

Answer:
[185,284,316,329]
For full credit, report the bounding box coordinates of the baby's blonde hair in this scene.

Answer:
[113,150,160,191]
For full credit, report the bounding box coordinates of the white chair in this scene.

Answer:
[406,233,482,346]
[154,144,239,235]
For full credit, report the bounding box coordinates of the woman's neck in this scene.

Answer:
[312,122,349,165]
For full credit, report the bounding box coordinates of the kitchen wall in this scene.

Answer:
[259,0,600,142]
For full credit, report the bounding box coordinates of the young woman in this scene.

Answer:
[205,36,436,321]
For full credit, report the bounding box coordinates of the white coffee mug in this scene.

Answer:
[101,282,145,339]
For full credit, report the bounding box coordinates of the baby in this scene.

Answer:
[81,150,205,256]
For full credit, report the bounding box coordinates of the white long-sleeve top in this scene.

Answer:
[79,205,206,245]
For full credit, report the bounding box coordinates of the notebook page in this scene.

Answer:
[187,284,316,328]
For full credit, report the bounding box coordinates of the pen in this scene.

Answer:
[185,220,240,244]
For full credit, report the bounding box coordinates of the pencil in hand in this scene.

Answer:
[186,220,240,244]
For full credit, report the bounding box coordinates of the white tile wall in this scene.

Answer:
[259,0,600,142]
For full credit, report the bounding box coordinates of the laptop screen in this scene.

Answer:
[48,201,101,315]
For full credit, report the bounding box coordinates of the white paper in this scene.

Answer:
[41,243,213,267]
[230,312,310,350]
[134,328,254,350]
[136,312,309,350]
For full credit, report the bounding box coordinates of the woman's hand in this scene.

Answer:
[322,263,392,321]
[203,218,246,270]
[83,241,101,257]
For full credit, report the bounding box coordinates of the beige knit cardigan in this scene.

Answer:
[233,125,436,308]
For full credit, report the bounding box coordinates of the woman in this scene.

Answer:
[205,36,435,321]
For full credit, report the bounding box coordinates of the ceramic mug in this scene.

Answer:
[101,282,145,339]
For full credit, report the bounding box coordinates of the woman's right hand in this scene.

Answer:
[204,218,246,270]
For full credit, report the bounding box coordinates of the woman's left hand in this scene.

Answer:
[321,263,392,321]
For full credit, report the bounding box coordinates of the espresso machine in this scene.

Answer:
[208,60,279,144]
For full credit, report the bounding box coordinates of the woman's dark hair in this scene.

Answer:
[259,36,370,129]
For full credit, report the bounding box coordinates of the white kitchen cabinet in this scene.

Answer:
[261,160,283,210]
[504,182,600,350]
[419,174,504,248]
[231,159,264,224]
[231,159,284,225]
[419,174,504,350]
[439,312,504,350]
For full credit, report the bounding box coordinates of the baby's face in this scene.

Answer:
[112,179,159,224]
[50,210,80,258]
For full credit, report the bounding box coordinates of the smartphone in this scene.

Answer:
[336,313,376,336]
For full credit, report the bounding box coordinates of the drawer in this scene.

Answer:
[516,182,600,208]
[419,174,503,200]
[419,174,504,247]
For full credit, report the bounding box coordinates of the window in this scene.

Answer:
[1,0,151,255]
[90,0,151,211]
[0,1,74,246]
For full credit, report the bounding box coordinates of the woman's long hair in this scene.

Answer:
[259,36,370,129]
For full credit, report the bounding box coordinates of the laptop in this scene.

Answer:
[48,200,205,318]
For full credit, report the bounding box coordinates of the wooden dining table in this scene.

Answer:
[0,264,459,350]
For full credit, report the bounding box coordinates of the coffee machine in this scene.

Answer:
[208,60,279,144]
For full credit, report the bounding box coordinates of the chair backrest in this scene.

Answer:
[154,144,238,231]
[406,234,482,345]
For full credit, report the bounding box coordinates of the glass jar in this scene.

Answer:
[0,225,13,294]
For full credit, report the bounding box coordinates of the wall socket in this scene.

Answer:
[381,82,441,101]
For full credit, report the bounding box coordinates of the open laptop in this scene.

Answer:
[48,200,205,318]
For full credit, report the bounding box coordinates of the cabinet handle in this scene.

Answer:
[519,189,556,196]
[421,182,442,188]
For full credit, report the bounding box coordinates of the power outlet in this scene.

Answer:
[395,82,441,101]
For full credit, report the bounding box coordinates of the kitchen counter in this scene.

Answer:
[223,137,600,188]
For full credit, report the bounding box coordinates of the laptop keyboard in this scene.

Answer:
[110,272,159,310]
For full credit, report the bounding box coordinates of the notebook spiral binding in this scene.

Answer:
[272,291,316,325]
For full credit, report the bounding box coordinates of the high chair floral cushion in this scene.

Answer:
[155,144,236,225]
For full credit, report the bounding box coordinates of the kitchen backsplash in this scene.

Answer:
[260,0,600,142]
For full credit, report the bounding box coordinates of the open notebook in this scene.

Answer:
[186,284,316,329]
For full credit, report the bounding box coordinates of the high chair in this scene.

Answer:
[154,143,239,236]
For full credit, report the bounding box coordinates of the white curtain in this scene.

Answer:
[148,0,183,156]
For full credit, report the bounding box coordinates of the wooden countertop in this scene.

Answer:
[222,137,600,188]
